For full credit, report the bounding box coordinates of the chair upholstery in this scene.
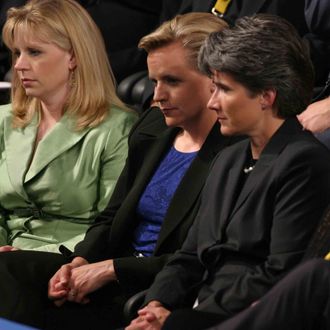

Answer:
[123,289,148,323]
[117,70,153,113]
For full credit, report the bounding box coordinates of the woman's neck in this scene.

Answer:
[36,102,65,143]
[250,116,284,159]
[174,111,217,153]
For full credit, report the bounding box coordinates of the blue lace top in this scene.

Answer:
[132,146,197,256]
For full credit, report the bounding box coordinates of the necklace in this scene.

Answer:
[244,148,257,174]
[243,165,255,174]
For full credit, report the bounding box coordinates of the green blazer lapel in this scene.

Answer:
[25,113,90,182]
[229,118,300,219]
[4,114,38,200]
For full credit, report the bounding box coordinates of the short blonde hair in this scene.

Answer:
[138,12,228,70]
[2,0,128,129]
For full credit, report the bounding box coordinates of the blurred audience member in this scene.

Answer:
[298,92,330,133]
[297,0,330,147]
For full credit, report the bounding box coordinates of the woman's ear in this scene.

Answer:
[69,52,77,70]
[260,89,276,110]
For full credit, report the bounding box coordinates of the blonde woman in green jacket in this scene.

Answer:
[0,0,137,253]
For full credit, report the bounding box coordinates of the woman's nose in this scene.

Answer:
[153,83,167,103]
[14,54,29,71]
[207,91,221,113]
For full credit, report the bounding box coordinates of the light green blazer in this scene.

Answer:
[0,104,137,253]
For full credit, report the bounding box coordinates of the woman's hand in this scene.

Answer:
[126,301,171,330]
[48,256,88,306]
[0,245,19,252]
[64,259,117,304]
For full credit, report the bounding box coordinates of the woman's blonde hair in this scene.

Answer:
[138,12,228,70]
[2,0,128,129]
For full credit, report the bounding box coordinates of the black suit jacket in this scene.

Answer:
[145,118,330,317]
[74,107,242,293]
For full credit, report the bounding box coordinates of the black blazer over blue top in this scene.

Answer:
[145,117,330,318]
[74,107,242,293]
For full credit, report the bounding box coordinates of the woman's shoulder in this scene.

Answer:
[0,103,13,120]
[287,130,330,162]
[106,105,138,125]
[85,105,138,143]
[0,104,13,129]
[129,107,167,135]
[90,105,138,133]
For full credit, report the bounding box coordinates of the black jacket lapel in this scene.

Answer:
[229,118,302,220]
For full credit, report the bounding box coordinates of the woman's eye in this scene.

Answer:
[218,84,230,93]
[28,48,41,56]
[165,77,180,85]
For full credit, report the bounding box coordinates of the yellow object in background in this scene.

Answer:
[213,0,232,15]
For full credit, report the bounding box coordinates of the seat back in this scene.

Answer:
[117,71,153,113]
